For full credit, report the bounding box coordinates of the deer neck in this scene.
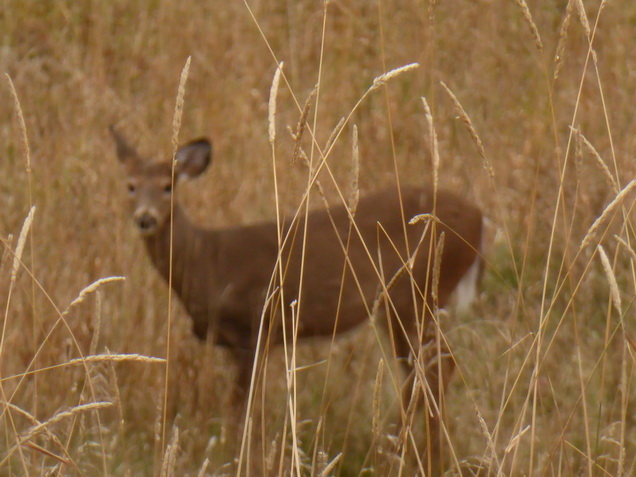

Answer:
[141,203,207,295]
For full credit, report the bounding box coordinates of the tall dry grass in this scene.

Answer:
[1,0,636,475]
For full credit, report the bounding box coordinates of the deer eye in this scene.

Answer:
[127,182,136,194]
[163,183,173,194]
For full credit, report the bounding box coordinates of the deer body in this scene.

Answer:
[139,184,480,346]
[111,128,483,462]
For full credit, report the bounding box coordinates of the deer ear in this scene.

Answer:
[109,126,141,170]
[175,139,212,179]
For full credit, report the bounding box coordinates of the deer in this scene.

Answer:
[110,126,484,465]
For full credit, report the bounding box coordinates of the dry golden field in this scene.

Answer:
[1,1,636,475]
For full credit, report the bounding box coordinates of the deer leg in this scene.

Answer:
[420,331,455,472]
[390,315,455,474]
[228,350,255,417]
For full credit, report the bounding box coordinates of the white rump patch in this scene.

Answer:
[454,256,481,315]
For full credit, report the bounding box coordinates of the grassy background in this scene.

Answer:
[1,0,636,475]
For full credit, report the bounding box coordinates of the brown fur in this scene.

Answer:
[111,127,483,466]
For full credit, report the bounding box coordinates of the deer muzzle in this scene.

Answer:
[134,210,159,235]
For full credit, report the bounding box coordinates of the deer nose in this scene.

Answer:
[134,211,158,234]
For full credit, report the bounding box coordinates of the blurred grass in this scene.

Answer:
[1,0,636,475]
